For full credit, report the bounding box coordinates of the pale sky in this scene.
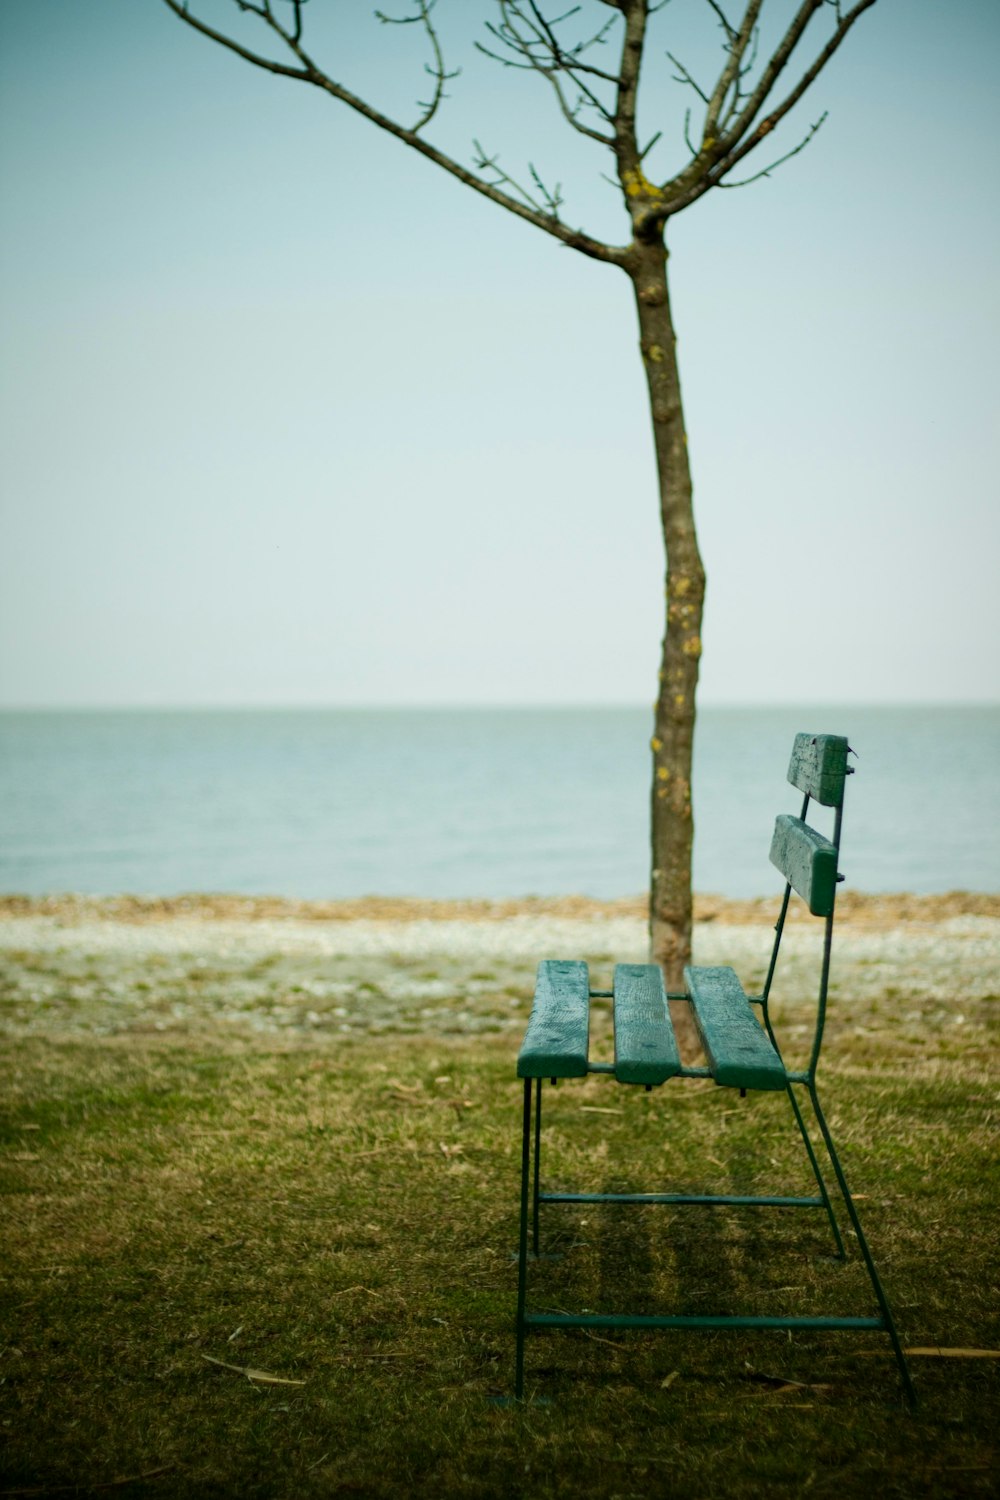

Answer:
[1,0,997,708]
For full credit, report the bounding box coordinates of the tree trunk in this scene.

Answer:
[628,237,705,1043]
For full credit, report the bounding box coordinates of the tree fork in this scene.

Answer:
[628,237,705,1012]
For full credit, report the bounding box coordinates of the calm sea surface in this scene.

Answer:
[0,707,997,900]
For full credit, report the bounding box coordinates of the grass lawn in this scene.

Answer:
[1,927,998,1497]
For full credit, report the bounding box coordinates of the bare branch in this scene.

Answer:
[474,33,537,72]
[719,18,761,130]
[472,138,549,215]
[715,110,827,187]
[375,1,458,134]
[612,0,647,165]
[703,1,762,138]
[468,139,562,222]
[515,5,618,137]
[488,2,619,118]
[719,0,826,149]
[475,13,617,151]
[522,1,622,83]
[477,3,618,144]
[163,0,879,256]
[638,129,662,163]
[682,108,698,160]
[161,0,626,264]
[565,9,620,62]
[710,0,876,183]
[159,1,312,83]
[666,52,710,106]
[703,1,737,41]
[661,0,877,218]
[529,161,565,218]
[543,72,617,143]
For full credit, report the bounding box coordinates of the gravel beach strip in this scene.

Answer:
[2,893,996,1044]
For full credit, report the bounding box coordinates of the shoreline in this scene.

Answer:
[2,888,998,929]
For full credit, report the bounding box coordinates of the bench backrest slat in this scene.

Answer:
[613,964,680,1085]
[787,733,850,808]
[769,814,839,917]
[517,960,591,1079]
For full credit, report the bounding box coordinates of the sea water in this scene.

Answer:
[0,706,997,899]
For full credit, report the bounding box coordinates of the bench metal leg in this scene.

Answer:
[807,1083,917,1408]
[515,1077,532,1400]
[785,1082,847,1259]
[762,1004,847,1259]
[532,1078,543,1258]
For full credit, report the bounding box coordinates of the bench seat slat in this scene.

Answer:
[613,964,680,1086]
[769,814,839,916]
[684,965,786,1091]
[517,960,591,1079]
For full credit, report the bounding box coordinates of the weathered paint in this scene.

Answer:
[684,965,787,1091]
[769,814,838,917]
[517,960,590,1079]
[613,964,681,1085]
[786,733,849,808]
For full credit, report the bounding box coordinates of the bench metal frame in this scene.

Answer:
[513,733,916,1406]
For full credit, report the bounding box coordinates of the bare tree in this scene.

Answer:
[161,0,878,988]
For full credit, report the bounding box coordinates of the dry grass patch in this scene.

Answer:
[1,902,998,1496]
[1,1022,997,1498]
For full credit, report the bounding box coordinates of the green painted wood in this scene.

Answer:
[684,965,786,1091]
[786,733,849,807]
[612,963,681,1085]
[525,1313,884,1331]
[517,960,591,1079]
[769,814,839,916]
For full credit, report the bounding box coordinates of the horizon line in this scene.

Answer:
[1,700,998,714]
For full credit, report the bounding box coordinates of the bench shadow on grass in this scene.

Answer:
[522,1165,743,1397]
[520,1088,876,1401]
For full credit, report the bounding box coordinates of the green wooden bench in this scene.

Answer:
[512,733,916,1405]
